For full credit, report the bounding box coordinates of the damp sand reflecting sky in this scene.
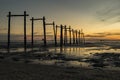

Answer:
[0,46,120,69]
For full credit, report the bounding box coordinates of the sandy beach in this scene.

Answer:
[0,60,120,80]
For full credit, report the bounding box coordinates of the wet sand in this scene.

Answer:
[0,61,120,80]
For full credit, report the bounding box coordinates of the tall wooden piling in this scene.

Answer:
[69,26,71,45]
[78,30,80,45]
[31,17,34,49]
[76,30,78,45]
[53,22,57,46]
[7,12,11,53]
[24,11,27,53]
[72,29,75,44]
[60,25,63,47]
[55,25,58,45]
[42,16,46,46]
[7,11,29,53]
[64,25,67,45]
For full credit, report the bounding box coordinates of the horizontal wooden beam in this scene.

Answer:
[30,18,43,21]
[7,14,29,17]
[45,23,53,25]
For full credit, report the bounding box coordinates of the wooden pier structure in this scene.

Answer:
[7,11,85,53]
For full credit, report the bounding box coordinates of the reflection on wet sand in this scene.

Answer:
[0,46,120,69]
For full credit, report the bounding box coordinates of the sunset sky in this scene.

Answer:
[0,0,120,41]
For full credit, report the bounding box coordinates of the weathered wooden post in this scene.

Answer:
[42,16,46,46]
[60,25,63,47]
[53,22,57,46]
[7,11,29,53]
[78,30,80,45]
[72,29,75,44]
[24,11,27,53]
[69,26,71,45]
[80,29,82,44]
[30,17,45,49]
[31,17,34,49]
[7,12,11,53]
[64,25,67,45]
[76,30,78,45]
[45,21,55,46]
[55,25,58,46]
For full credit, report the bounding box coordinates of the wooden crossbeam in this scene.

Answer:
[45,23,53,25]
[30,18,43,21]
[7,11,29,53]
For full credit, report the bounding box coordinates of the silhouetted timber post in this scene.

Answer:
[7,12,11,53]
[60,25,63,47]
[76,30,78,45]
[30,17,34,49]
[64,25,67,45]
[72,29,75,44]
[7,11,29,53]
[24,11,27,53]
[78,30,80,45]
[69,26,71,45]
[55,25,58,45]
[53,22,57,46]
[30,17,44,48]
[45,21,55,46]
[42,16,46,46]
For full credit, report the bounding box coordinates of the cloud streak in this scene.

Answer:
[85,32,120,38]
[96,1,120,23]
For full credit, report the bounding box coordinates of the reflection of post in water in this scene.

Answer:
[63,47,67,53]
[76,47,77,53]
[7,11,29,53]
[69,47,72,55]
[54,47,57,54]
[60,47,63,54]
[73,47,75,52]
